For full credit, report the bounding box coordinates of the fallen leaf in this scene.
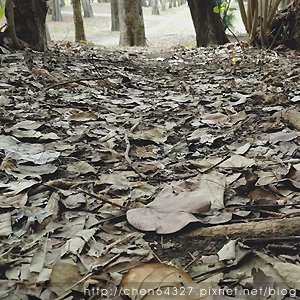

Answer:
[0,213,12,236]
[120,263,212,300]
[127,175,215,234]
[49,260,81,296]
[0,193,28,208]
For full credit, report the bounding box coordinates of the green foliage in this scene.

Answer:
[0,0,5,20]
[213,0,236,29]
[213,1,229,13]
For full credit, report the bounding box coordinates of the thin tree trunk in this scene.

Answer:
[52,0,63,21]
[118,0,146,46]
[5,0,23,49]
[152,0,160,14]
[111,0,119,31]
[72,0,86,42]
[160,0,166,10]
[82,0,93,18]
[141,0,148,6]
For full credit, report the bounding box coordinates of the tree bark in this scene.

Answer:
[160,0,166,10]
[13,0,48,51]
[111,0,119,31]
[141,0,148,7]
[187,0,229,47]
[5,0,23,49]
[188,217,300,238]
[82,0,93,18]
[118,0,146,46]
[269,0,300,50]
[72,0,86,42]
[152,0,160,15]
[52,0,63,21]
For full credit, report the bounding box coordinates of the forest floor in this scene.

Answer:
[46,2,246,48]
[0,42,300,299]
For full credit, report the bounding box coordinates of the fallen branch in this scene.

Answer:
[243,235,300,245]
[188,217,300,238]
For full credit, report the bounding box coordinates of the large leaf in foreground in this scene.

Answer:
[127,173,225,234]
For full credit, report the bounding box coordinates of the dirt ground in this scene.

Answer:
[1,42,300,299]
[47,2,247,48]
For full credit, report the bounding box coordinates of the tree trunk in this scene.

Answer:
[82,0,93,18]
[187,0,229,47]
[13,0,48,51]
[72,0,86,42]
[111,0,119,31]
[118,0,146,46]
[269,0,300,50]
[141,0,148,7]
[52,0,63,21]
[160,0,166,10]
[152,0,160,15]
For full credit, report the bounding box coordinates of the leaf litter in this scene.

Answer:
[0,43,300,299]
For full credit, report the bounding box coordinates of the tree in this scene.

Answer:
[82,0,93,18]
[52,0,63,21]
[141,0,149,7]
[160,0,166,11]
[118,0,146,46]
[187,0,229,46]
[72,0,86,42]
[111,0,119,31]
[10,0,48,51]
[236,0,300,49]
[270,0,300,49]
[152,0,160,15]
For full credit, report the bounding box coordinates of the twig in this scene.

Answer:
[243,236,300,245]
[130,118,142,132]
[184,253,198,271]
[52,272,93,300]
[124,132,147,179]
[52,254,122,300]
[151,250,163,263]
[45,75,111,91]
[201,155,231,174]
[78,188,126,210]
[268,21,284,50]
[104,233,139,252]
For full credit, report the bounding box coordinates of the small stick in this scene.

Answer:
[78,188,126,210]
[104,233,139,252]
[45,75,111,91]
[124,132,147,179]
[243,236,300,245]
[184,253,198,271]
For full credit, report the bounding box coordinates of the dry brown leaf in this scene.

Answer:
[0,193,28,208]
[69,111,98,122]
[49,260,81,296]
[127,176,212,234]
[61,193,86,209]
[120,263,213,300]
[0,212,12,236]
[281,109,300,131]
